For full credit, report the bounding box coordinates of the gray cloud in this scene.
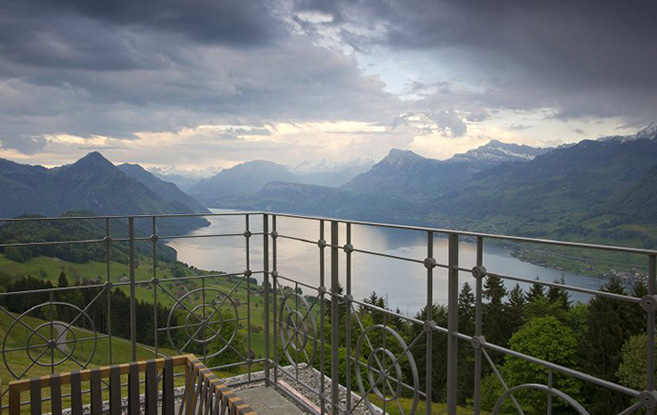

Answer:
[430,111,467,137]
[294,0,657,127]
[1,0,655,161]
[0,135,47,154]
[35,0,286,47]
[0,1,400,151]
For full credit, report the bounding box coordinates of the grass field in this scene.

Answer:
[0,252,275,376]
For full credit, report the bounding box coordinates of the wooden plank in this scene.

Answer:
[90,369,102,415]
[162,357,175,415]
[128,362,140,415]
[50,375,62,415]
[109,366,121,415]
[69,372,82,415]
[7,354,193,392]
[8,385,21,415]
[145,360,157,415]
[29,378,41,415]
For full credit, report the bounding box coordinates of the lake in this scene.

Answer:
[167,209,608,314]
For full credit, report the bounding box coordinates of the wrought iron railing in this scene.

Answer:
[1,212,656,415]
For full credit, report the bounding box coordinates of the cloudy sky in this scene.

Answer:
[1,0,656,174]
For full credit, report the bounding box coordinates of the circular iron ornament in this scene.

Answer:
[354,324,419,415]
[278,293,317,367]
[492,383,590,415]
[166,287,238,358]
[2,302,97,380]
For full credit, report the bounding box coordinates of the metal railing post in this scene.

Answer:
[647,254,656,415]
[330,221,340,415]
[263,214,270,386]
[128,217,137,362]
[473,236,483,415]
[425,231,434,414]
[446,233,459,415]
[320,220,326,415]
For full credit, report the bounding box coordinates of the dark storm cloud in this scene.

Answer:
[295,0,657,126]
[36,0,286,47]
[0,0,398,152]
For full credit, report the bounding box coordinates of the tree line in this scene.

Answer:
[0,211,176,264]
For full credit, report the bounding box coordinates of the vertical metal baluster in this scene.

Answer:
[474,236,483,415]
[202,277,207,364]
[272,215,279,384]
[330,221,340,415]
[295,281,300,382]
[425,231,434,415]
[49,291,55,374]
[263,214,270,387]
[345,222,352,412]
[383,312,388,415]
[446,233,459,415]
[106,218,113,364]
[246,214,252,382]
[319,220,326,415]
[648,254,656,415]
[152,217,158,358]
[129,217,137,361]
[547,370,553,415]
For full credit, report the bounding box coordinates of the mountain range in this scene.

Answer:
[216,122,657,249]
[0,152,209,234]
[2,122,657,249]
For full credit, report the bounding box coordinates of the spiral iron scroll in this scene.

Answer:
[279,292,317,367]
[2,302,97,379]
[354,324,419,415]
[166,287,238,358]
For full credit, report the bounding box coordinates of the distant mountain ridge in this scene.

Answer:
[449,139,550,164]
[118,163,208,213]
[293,158,375,187]
[188,160,299,207]
[597,121,657,143]
[212,122,657,249]
[0,152,209,234]
[150,171,200,191]
[342,139,550,197]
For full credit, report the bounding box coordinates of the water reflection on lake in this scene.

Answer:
[167,210,607,315]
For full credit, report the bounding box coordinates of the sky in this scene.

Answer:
[1,0,656,174]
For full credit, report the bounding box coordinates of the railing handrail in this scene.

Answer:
[1,210,655,255]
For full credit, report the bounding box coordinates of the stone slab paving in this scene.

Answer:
[236,386,306,415]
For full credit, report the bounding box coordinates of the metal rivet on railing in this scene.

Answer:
[640,390,657,409]
[343,243,354,253]
[243,230,252,238]
[641,295,657,312]
[103,236,112,244]
[424,257,437,269]
[271,270,279,278]
[317,239,327,248]
[270,231,278,239]
[318,286,327,294]
[151,277,158,285]
[471,335,487,350]
[244,269,253,277]
[150,234,159,242]
[344,294,353,302]
[424,320,438,331]
[472,266,488,279]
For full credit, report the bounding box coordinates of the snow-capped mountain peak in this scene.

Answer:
[635,121,657,140]
[450,140,548,164]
